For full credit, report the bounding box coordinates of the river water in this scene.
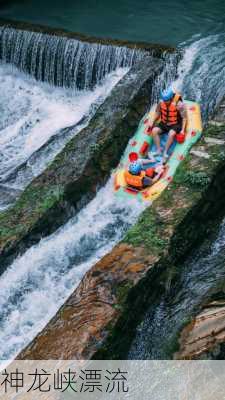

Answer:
[0,1,225,361]
[1,0,225,46]
[0,65,126,192]
[0,179,145,360]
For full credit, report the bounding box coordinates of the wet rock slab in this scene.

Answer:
[175,301,225,360]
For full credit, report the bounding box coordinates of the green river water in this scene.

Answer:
[1,0,225,45]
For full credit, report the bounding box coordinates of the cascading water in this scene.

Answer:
[0,25,142,208]
[149,34,225,121]
[173,34,225,121]
[0,27,143,89]
[0,179,146,362]
[0,64,127,199]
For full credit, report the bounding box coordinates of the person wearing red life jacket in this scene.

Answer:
[147,87,187,163]
[124,154,165,189]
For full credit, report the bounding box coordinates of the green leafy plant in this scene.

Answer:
[183,171,210,187]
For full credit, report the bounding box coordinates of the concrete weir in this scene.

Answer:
[0,18,176,57]
[18,103,225,360]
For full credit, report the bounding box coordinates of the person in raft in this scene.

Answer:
[124,153,165,190]
[147,87,187,163]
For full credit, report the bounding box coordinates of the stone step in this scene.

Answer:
[190,149,211,159]
[208,120,224,126]
[204,137,225,145]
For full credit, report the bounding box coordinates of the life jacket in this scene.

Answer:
[124,170,146,189]
[160,93,182,125]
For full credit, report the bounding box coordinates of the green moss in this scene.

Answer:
[123,207,167,252]
[172,152,211,189]
[89,143,101,155]
[205,124,225,137]
[217,150,225,162]
[0,224,24,238]
[172,155,192,185]
[183,171,210,188]
[163,332,181,358]
[160,315,193,358]
[0,184,64,243]
[37,186,64,213]
[116,281,133,305]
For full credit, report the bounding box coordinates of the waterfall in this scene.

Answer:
[0,26,143,89]
[172,34,225,120]
[151,51,179,103]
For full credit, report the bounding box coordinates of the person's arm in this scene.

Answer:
[152,166,164,183]
[178,101,187,134]
[145,103,160,134]
[141,158,152,165]
[150,103,160,127]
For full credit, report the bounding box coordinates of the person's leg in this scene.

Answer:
[164,129,176,155]
[142,177,153,187]
[151,127,163,153]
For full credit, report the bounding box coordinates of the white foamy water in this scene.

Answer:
[0,27,141,89]
[0,178,145,362]
[172,33,225,120]
[0,64,127,189]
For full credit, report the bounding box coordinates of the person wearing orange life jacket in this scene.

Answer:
[124,161,164,189]
[147,87,187,163]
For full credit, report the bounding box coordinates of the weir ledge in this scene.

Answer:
[18,103,225,360]
[0,18,176,57]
